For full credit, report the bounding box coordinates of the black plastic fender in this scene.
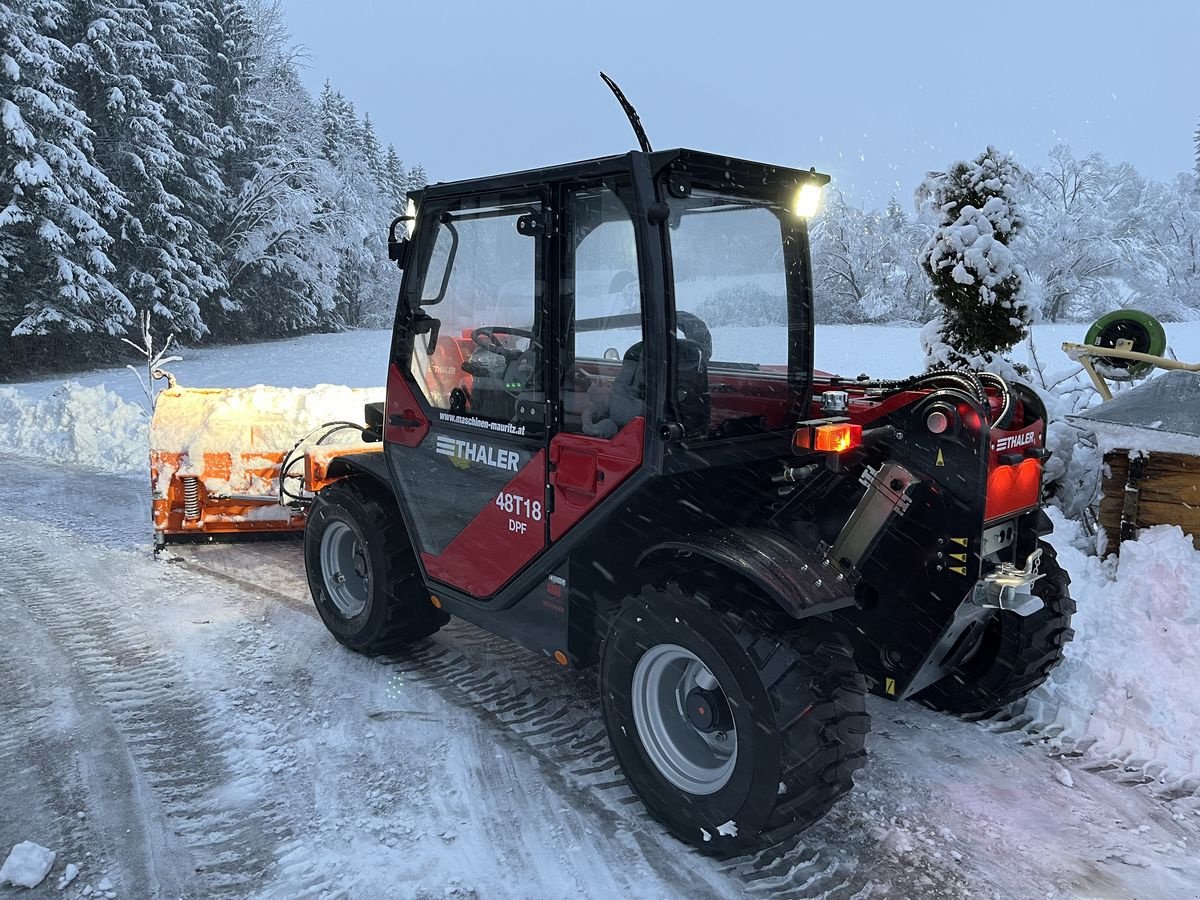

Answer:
[325,451,394,492]
[635,527,856,620]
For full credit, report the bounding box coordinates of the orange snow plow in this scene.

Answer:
[149,383,383,547]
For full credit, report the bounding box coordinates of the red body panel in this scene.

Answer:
[549,418,645,541]
[385,362,429,447]
[421,450,548,596]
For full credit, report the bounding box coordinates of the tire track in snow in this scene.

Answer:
[388,630,963,899]
[178,543,971,897]
[0,524,332,899]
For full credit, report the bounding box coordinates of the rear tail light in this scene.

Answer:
[985,458,1042,521]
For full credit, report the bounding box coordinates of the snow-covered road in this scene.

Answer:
[2,458,1199,899]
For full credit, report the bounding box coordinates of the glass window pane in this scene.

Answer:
[669,193,789,366]
[410,203,542,431]
[563,184,644,436]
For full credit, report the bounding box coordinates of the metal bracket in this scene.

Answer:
[1120,453,1147,543]
[829,462,917,572]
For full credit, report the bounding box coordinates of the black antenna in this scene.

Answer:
[600,72,652,154]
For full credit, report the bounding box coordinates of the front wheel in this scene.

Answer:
[305,479,448,655]
[600,584,869,855]
[920,540,1074,715]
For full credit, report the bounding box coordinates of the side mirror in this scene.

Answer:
[388,235,408,265]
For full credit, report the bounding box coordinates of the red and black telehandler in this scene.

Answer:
[151,81,1072,853]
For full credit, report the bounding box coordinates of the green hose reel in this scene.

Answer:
[1083,310,1168,380]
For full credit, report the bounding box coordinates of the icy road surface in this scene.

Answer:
[1,459,1199,899]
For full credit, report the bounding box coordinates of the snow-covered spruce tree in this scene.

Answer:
[407,162,428,193]
[144,0,227,323]
[63,0,219,341]
[0,0,132,359]
[382,144,408,217]
[917,146,1030,367]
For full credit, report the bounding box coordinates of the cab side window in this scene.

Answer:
[410,201,543,434]
[562,183,645,436]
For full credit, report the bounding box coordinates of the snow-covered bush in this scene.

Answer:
[918,147,1031,367]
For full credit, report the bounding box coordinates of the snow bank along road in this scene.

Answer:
[1,462,1199,899]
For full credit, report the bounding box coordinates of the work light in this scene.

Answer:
[795,182,823,218]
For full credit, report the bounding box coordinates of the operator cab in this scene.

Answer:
[378,148,828,607]
[393,149,826,448]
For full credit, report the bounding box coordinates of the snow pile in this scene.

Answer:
[0,840,56,888]
[0,382,148,474]
[1026,512,1200,784]
[151,384,382,495]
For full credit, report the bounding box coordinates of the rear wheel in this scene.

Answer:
[305,479,448,655]
[920,540,1074,715]
[600,584,869,855]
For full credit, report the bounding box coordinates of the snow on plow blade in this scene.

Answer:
[150,384,383,545]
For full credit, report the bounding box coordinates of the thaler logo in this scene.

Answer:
[994,430,1039,453]
[435,435,520,471]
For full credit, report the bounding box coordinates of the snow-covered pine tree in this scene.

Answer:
[407,162,427,193]
[359,112,385,186]
[217,24,340,336]
[144,0,227,323]
[195,0,273,336]
[0,0,131,357]
[63,0,217,340]
[382,144,408,216]
[917,146,1030,366]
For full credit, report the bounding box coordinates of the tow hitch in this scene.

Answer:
[972,548,1045,617]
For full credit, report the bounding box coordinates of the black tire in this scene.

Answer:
[600,584,869,856]
[304,479,448,655]
[920,540,1074,715]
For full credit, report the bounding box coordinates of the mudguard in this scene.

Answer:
[325,451,393,489]
[636,528,856,620]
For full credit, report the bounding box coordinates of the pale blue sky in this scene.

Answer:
[280,0,1198,207]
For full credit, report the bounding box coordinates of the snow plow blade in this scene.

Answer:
[149,384,383,546]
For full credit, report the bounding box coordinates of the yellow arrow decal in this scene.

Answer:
[935,448,945,467]
[884,677,896,696]
[951,537,968,546]
[950,552,967,562]
[949,565,967,575]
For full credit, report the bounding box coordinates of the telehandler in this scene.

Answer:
[150,79,1073,853]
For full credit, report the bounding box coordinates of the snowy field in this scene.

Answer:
[2,323,1200,898]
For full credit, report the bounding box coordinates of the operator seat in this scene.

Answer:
[582,340,710,438]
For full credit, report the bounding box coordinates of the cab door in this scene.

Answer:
[385,191,551,598]
[549,180,647,542]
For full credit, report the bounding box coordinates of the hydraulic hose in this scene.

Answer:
[849,368,1015,427]
[975,371,1015,429]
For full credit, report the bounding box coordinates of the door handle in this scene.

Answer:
[389,413,423,428]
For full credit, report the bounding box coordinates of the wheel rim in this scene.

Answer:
[630,643,737,795]
[319,521,369,618]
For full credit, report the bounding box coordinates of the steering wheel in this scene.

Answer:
[472,326,535,361]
